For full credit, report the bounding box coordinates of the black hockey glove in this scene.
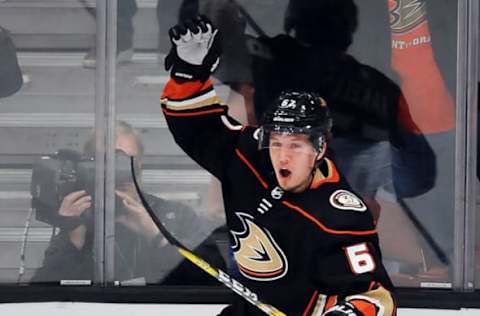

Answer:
[165,15,222,82]
[322,301,363,316]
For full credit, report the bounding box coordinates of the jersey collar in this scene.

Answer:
[309,158,340,189]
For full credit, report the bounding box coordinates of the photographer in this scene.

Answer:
[32,121,222,284]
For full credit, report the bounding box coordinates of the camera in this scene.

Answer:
[31,149,137,227]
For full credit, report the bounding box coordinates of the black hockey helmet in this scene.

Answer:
[258,91,332,152]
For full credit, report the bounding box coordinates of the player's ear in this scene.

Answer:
[316,139,327,161]
[317,143,327,161]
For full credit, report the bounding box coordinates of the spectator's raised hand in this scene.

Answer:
[115,190,159,242]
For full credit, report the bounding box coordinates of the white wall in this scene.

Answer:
[0,303,479,316]
[0,303,226,316]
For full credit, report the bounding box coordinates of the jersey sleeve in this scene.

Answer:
[304,186,395,314]
[322,283,396,316]
[312,232,396,316]
[344,283,396,316]
[161,78,246,181]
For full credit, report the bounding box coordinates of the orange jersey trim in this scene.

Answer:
[324,295,338,312]
[302,290,319,316]
[346,282,396,316]
[161,79,213,100]
[393,297,398,316]
[350,299,378,316]
[235,149,269,189]
[282,201,377,236]
[310,159,341,189]
[162,107,225,117]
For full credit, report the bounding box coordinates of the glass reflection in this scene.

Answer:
[0,0,97,284]
[153,0,458,288]
[0,0,460,291]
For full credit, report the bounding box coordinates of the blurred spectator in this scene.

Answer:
[82,0,137,68]
[250,0,405,220]
[31,121,225,285]
[81,0,191,69]
[386,0,456,280]
[0,26,22,98]
[157,0,184,55]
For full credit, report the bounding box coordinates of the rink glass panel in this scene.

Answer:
[0,0,99,283]
[0,0,479,300]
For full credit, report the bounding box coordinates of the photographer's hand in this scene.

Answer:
[58,190,92,250]
[115,190,161,243]
[59,190,92,217]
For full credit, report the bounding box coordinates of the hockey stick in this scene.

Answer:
[396,198,450,265]
[129,157,286,316]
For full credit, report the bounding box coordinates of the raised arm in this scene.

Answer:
[161,16,250,181]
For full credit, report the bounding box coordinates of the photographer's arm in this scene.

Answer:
[115,190,188,283]
[32,191,93,282]
[31,232,93,282]
[115,190,161,243]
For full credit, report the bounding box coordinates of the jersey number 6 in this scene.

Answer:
[345,243,376,274]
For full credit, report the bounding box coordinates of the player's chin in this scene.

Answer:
[275,174,292,191]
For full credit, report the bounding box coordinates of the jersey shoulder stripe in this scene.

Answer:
[282,200,377,236]
[302,290,320,316]
[162,106,226,117]
[235,148,268,189]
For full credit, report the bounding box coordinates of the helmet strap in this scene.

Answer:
[308,145,326,189]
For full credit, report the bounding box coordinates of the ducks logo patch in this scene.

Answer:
[231,213,288,281]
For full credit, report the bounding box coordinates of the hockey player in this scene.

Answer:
[161,16,396,316]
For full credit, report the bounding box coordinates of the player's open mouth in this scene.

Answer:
[279,168,291,178]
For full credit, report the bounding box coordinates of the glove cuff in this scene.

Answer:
[168,57,219,83]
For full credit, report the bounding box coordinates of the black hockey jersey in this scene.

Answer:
[161,79,396,316]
